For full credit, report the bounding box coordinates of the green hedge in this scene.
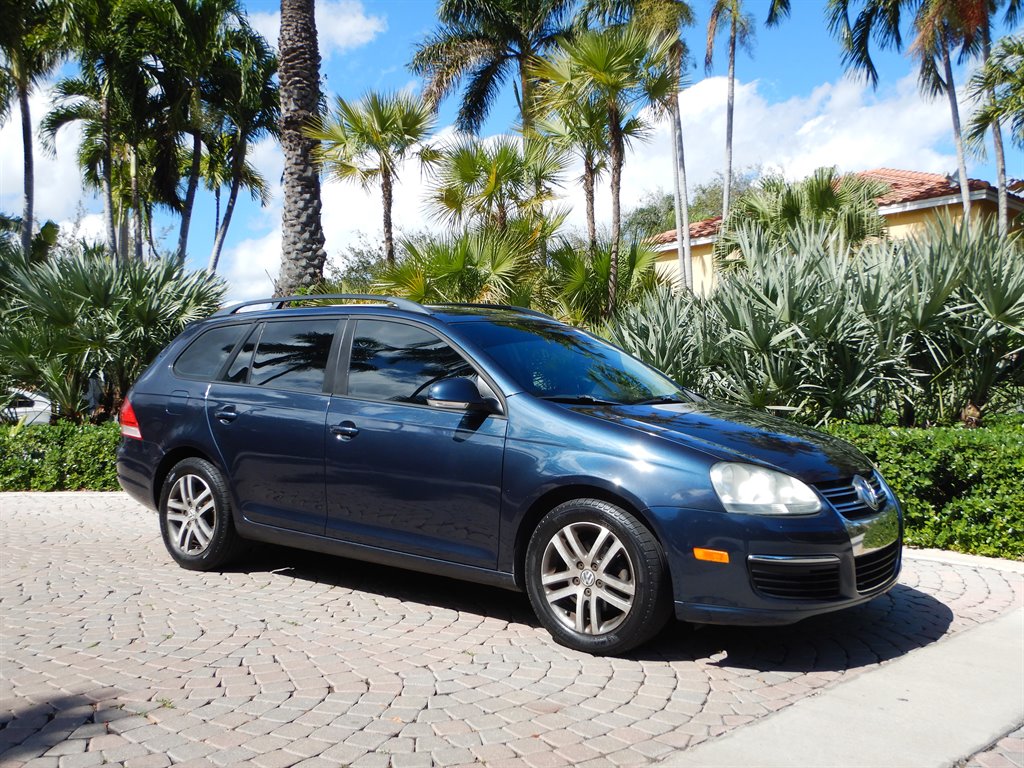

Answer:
[1,420,1021,559]
[824,420,1024,560]
[0,422,121,491]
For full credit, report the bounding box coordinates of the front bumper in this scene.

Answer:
[649,488,903,626]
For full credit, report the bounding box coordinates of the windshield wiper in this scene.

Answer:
[632,395,689,405]
[539,394,620,405]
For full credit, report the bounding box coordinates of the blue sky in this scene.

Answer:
[1,0,1021,299]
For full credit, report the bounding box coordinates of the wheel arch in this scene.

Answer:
[511,484,671,598]
[152,445,223,509]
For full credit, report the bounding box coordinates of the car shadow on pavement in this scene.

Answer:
[232,543,541,624]
[234,546,956,672]
[636,584,955,671]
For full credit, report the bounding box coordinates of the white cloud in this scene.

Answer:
[0,86,101,225]
[221,229,281,301]
[249,0,386,60]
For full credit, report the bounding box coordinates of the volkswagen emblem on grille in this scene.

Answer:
[852,475,882,510]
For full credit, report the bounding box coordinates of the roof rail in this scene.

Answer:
[216,293,429,316]
[432,302,556,320]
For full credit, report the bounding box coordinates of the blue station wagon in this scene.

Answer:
[117,295,903,655]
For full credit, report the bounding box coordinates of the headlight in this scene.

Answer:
[709,462,821,515]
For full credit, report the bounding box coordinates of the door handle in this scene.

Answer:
[331,421,359,439]
[214,406,238,422]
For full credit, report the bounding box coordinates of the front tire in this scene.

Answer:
[525,499,671,655]
[159,457,241,571]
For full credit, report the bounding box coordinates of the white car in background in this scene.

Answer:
[2,390,52,425]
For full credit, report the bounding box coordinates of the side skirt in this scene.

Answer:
[236,517,521,592]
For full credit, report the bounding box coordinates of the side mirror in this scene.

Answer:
[426,377,495,412]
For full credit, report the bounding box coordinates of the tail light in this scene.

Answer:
[119,399,143,440]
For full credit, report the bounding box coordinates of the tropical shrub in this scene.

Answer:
[0,247,225,422]
[607,219,1024,426]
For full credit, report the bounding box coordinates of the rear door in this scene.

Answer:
[324,318,506,568]
[207,317,342,534]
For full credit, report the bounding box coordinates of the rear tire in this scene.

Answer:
[525,499,671,655]
[159,457,242,571]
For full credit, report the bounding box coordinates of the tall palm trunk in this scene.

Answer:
[981,26,1007,237]
[100,94,117,256]
[722,19,736,218]
[206,140,246,274]
[940,30,971,225]
[19,84,34,259]
[669,92,693,292]
[277,0,327,296]
[583,157,596,256]
[177,131,203,263]
[607,107,623,317]
[130,146,143,261]
[381,169,395,265]
[519,48,535,136]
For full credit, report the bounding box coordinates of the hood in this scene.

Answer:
[569,400,871,483]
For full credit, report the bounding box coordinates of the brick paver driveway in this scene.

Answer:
[1,493,1021,768]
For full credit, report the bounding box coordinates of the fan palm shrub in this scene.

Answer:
[608,218,1023,426]
[1,247,225,422]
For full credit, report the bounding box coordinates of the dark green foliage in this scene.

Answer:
[0,422,121,491]
[824,420,1024,560]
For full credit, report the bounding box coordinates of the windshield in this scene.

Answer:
[458,319,687,405]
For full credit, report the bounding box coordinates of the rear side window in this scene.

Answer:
[174,324,248,380]
[223,324,261,383]
[250,319,337,392]
[347,319,472,404]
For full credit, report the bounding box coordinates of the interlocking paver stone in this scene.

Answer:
[2,492,1022,767]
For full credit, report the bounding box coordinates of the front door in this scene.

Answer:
[325,318,506,568]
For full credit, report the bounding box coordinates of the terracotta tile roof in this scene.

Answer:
[856,168,993,206]
[649,215,722,246]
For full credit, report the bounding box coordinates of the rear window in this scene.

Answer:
[174,324,248,380]
[249,319,337,392]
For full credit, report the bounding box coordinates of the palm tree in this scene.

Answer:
[54,0,128,253]
[827,0,1016,226]
[0,0,63,259]
[277,0,327,295]
[308,91,436,266]
[968,34,1023,153]
[579,0,698,291]
[149,0,246,263]
[206,28,279,273]
[409,0,574,135]
[705,0,754,221]
[537,100,609,255]
[426,135,567,233]
[534,25,673,315]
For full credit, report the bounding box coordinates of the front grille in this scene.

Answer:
[748,558,842,601]
[855,542,900,593]
[815,473,886,520]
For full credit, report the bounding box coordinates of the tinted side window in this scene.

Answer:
[222,324,262,384]
[348,320,472,404]
[174,324,248,380]
[250,319,337,392]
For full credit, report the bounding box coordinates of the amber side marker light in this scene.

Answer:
[693,547,730,563]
